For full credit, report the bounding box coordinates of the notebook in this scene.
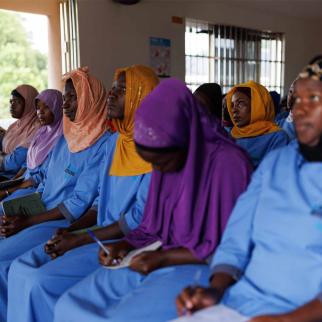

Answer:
[169,304,249,322]
[104,240,162,270]
[0,176,24,190]
[1,192,46,217]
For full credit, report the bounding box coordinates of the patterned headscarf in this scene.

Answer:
[299,58,322,81]
[62,67,108,153]
[226,80,281,139]
[2,85,40,154]
[27,89,63,169]
[109,65,159,176]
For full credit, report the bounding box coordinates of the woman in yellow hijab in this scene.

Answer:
[109,65,158,176]
[226,80,288,167]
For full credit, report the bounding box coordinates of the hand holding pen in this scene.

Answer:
[86,229,134,266]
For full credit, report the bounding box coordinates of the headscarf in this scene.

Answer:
[26,89,63,169]
[299,58,322,81]
[62,67,108,153]
[2,85,40,154]
[125,78,252,260]
[226,80,281,139]
[109,65,159,176]
[194,83,222,119]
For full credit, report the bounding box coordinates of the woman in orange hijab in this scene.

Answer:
[226,80,288,167]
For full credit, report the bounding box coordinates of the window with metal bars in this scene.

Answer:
[185,19,285,95]
[60,0,80,74]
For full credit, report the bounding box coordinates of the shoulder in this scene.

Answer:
[258,142,297,169]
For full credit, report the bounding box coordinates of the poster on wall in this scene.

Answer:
[150,37,171,78]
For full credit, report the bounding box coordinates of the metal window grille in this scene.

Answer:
[60,0,80,73]
[185,19,285,95]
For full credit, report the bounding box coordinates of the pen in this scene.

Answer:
[86,228,110,256]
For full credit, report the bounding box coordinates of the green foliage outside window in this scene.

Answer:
[0,10,47,119]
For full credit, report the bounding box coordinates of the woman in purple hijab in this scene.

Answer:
[0,89,63,200]
[53,79,252,322]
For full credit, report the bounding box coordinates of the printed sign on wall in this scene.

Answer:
[150,37,171,78]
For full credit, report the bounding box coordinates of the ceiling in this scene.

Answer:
[146,0,322,20]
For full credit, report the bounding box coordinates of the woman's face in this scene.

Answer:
[107,72,126,119]
[9,95,25,119]
[36,99,55,126]
[135,145,187,173]
[293,78,322,147]
[62,80,78,122]
[231,91,251,127]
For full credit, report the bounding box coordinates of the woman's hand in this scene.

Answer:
[0,215,33,237]
[176,286,219,316]
[129,250,165,275]
[44,232,82,259]
[99,240,134,266]
[18,180,34,189]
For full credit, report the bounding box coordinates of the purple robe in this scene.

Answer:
[126,78,253,260]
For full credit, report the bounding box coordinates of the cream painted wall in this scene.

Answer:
[77,0,322,93]
[0,0,62,89]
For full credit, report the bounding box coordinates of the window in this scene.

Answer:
[185,19,285,94]
[60,0,80,74]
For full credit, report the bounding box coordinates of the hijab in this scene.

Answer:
[227,80,281,139]
[125,78,252,260]
[62,67,108,153]
[2,85,40,154]
[27,89,63,169]
[109,65,159,176]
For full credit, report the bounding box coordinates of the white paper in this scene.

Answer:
[104,240,162,270]
[169,304,249,322]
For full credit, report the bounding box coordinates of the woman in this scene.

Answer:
[0,85,40,179]
[193,83,222,121]
[0,89,63,200]
[0,67,110,321]
[176,58,322,322]
[277,80,297,141]
[6,65,159,322]
[227,81,288,167]
[53,78,252,322]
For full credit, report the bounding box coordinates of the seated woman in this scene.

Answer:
[226,81,288,167]
[222,94,233,132]
[0,89,63,200]
[277,80,297,141]
[0,67,110,321]
[0,85,40,179]
[193,83,222,121]
[6,65,159,322]
[176,58,322,322]
[53,78,253,322]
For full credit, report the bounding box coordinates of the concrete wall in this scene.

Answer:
[77,0,322,92]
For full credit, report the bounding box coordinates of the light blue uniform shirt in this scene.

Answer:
[91,132,151,234]
[36,133,110,221]
[235,130,288,167]
[211,141,322,316]
[0,146,28,178]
